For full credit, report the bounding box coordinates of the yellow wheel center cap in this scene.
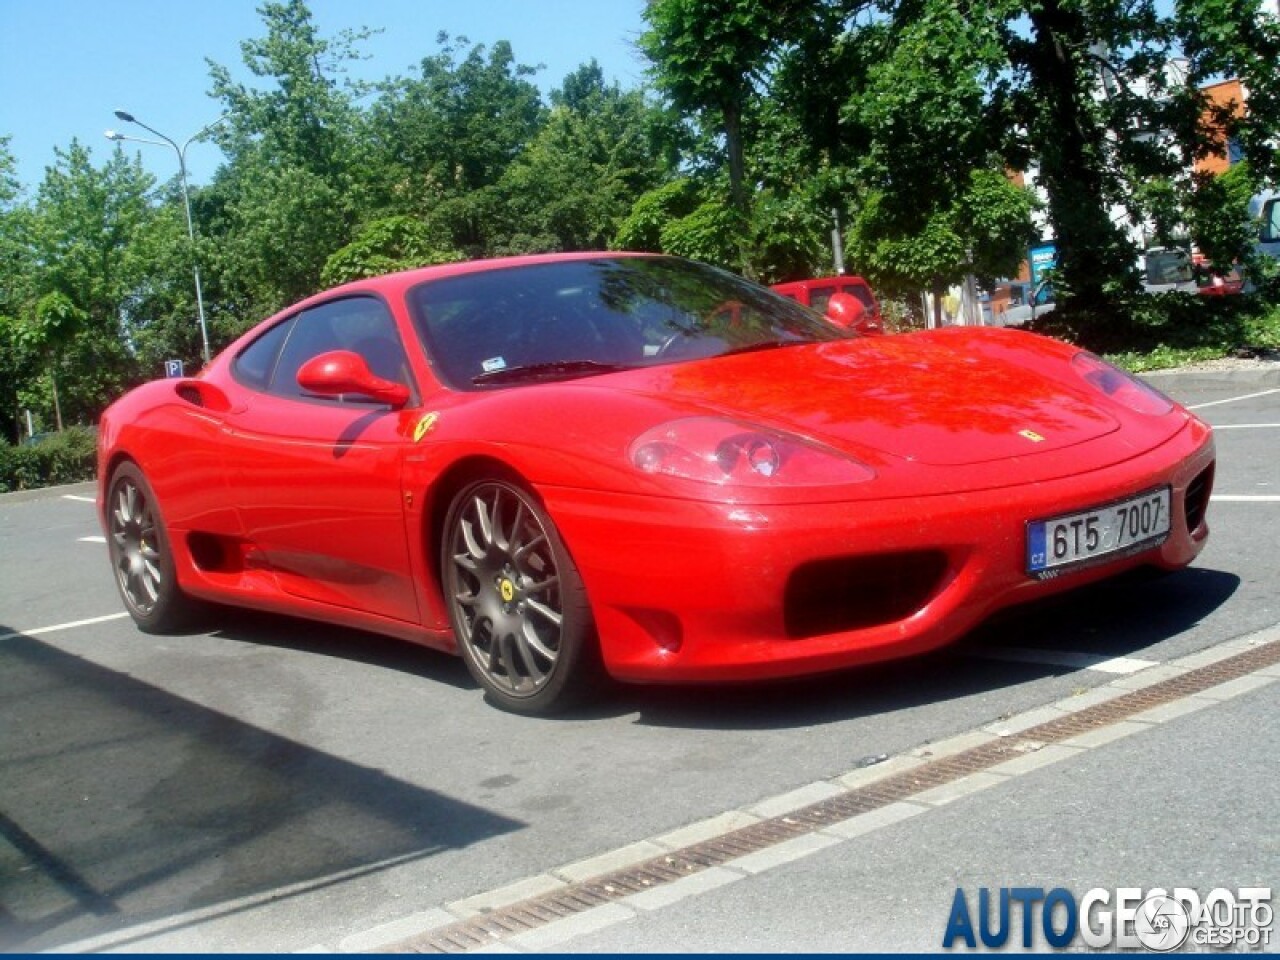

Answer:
[499,578,516,603]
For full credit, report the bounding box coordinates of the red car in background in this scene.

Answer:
[771,275,884,334]
[99,253,1214,714]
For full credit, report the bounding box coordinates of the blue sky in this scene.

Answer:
[0,0,648,192]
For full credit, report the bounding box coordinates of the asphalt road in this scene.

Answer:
[1,368,1276,952]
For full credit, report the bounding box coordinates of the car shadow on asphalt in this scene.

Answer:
[170,567,1239,732]
[0,626,517,952]
[202,608,478,692]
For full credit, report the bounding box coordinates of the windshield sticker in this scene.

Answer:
[481,356,507,373]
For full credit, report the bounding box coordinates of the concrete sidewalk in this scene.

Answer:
[526,647,1279,953]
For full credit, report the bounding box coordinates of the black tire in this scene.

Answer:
[106,461,202,633]
[441,476,604,715]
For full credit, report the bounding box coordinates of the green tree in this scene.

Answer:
[849,170,1037,305]
[19,142,154,427]
[615,178,703,252]
[0,137,34,442]
[362,33,544,253]
[636,0,1280,315]
[1185,162,1260,276]
[205,0,372,321]
[871,0,1280,307]
[640,0,806,275]
[492,62,670,254]
[833,0,1034,311]
[320,215,463,287]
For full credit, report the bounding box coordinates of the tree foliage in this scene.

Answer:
[2,0,1277,441]
[639,0,809,274]
[492,62,669,254]
[321,215,463,287]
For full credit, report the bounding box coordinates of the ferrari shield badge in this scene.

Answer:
[1018,429,1046,443]
[413,412,440,443]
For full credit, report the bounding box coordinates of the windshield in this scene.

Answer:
[408,256,850,390]
[1145,250,1193,285]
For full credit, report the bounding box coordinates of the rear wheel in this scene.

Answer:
[107,462,201,633]
[442,477,602,714]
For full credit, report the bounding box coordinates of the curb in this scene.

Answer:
[0,478,97,505]
[381,627,1280,955]
[1142,364,1280,384]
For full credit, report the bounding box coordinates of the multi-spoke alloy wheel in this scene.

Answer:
[443,478,600,713]
[106,462,196,632]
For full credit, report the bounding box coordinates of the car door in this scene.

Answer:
[220,294,422,625]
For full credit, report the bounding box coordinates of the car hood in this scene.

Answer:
[601,331,1122,467]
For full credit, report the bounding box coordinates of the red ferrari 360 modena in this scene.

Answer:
[98,253,1215,713]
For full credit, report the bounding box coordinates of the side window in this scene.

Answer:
[810,291,834,315]
[233,318,294,391]
[841,283,876,311]
[1262,199,1280,243]
[269,296,414,403]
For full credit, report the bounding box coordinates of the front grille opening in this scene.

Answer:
[1184,461,1214,533]
[784,550,950,639]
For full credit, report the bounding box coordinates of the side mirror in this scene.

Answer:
[825,291,882,335]
[296,350,410,408]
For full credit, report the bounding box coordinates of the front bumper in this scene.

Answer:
[542,420,1215,683]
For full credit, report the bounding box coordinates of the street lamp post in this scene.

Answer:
[105,110,227,366]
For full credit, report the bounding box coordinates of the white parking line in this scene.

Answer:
[968,646,1158,674]
[1211,495,1280,502]
[62,494,96,503]
[79,535,106,543]
[1188,387,1280,410]
[0,611,129,643]
[1210,423,1280,429]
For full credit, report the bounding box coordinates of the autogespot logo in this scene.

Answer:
[942,886,1273,951]
[1135,893,1191,951]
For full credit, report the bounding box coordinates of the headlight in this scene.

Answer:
[1072,352,1174,416]
[630,417,875,486]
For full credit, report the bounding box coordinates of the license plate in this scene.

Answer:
[1027,487,1171,578]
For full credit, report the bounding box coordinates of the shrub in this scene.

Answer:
[0,426,98,493]
[1033,286,1280,363]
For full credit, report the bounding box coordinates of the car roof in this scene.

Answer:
[772,276,872,292]
[298,251,661,311]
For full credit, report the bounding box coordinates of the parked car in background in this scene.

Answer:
[1254,188,1279,264]
[1142,247,1199,294]
[1196,269,1245,297]
[1000,245,1200,327]
[998,280,1056,327]
[771,276,884,334]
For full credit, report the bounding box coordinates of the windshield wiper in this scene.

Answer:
[471,359,637,386]
[719,339,808,358]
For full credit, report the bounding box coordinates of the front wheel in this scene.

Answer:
[442,477,603,714]
[106,462,201,633]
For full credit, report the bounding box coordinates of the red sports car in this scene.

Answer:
[98,253,1215,714]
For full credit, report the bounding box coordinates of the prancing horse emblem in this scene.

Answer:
[1019,429,1045,443]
